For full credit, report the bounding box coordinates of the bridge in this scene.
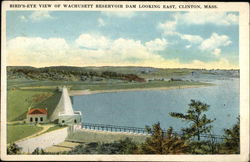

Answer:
[81,122,226,143]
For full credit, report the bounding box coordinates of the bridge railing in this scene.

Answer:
[82,122,149,134]
[81,122,226,143]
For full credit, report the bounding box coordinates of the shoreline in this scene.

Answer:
[69,84,211,96]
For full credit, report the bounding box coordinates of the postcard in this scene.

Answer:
[1,1,249,161]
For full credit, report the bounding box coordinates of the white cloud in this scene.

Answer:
[176,12,238,26]
[7,37,69,66]
[158,21,204,45]
[180,34,203,44]
[98,18,106,27]
[158,12,237,44]
[186,58,237,69]
[76,34,167,53]
[199,33,232,51]
[75,34,111,49]
[159,18,233,58]
[19,15,28,22]
[112,38,143,51]
[102,11,136,18]
[6,34,167,67]
[7,37,68,51]
[72,37,167,66]
[158,12,237,57]
[7,34,238,69]
[145,38,168,51]
[19,11,54,22]
[158,12,237,47]
[29,11,53,21]
[225,13,239,25]
[212,48,221,57]
[158,21,177,35]
[108,38,162,63]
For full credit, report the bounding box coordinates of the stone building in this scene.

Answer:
[27,108,48,123]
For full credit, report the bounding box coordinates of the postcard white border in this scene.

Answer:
[1,1,249,161]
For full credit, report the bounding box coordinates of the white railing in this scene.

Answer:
[74,111,82,115]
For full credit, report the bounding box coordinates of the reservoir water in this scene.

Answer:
[73,78,239,135]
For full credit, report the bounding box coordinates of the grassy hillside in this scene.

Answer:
[7,88,60,122]
[7,124,43,143]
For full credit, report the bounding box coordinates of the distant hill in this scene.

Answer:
[7,66,239,82]
[7,66,146,82]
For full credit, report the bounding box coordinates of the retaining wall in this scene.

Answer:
[16,127,69,153]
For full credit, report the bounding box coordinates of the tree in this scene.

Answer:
[221,116,240,154]
[162,127,189,154]
[141,122,165,154]
[141,122,189,154]
[32,147,45,154]
[95,138,139,154]
[7,143,22,154]
[68,138,139,154]
[169,100,215,141]
[116,138,139,154]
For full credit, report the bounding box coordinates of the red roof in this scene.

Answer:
[27,108,48,115]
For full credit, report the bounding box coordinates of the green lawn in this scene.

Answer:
[7,124,43,143]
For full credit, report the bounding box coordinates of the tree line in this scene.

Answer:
[7,66,145,82]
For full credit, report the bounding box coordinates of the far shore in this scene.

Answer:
[69,84,212,96]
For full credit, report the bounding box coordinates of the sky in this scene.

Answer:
[6,11,239,69]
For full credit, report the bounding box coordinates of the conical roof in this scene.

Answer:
[50,86,74,121]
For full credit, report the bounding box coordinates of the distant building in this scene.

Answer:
[27,108,48,123]
[50,86,82,126]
